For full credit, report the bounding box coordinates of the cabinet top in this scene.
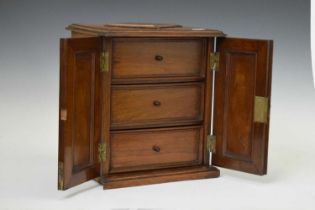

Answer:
[66,23,226,37]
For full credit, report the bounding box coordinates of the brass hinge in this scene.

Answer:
[100,52,109,72]
[207,135,216,153]
[58,161,64,190]
[98,142,106,162]
[254,96,269,123]
[60,109,67,121]
[210,52,220,71]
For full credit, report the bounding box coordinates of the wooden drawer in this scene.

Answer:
[111,83,204,129]
[112,38,205,81]
[110,126,203,173]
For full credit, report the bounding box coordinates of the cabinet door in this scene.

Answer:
[58,37,102,190]
[213,38,273,175]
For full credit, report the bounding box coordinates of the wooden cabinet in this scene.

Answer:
[58,23,273,190]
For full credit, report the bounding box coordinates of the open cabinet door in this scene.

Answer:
[58,37,102,190]
[213,38,273,175]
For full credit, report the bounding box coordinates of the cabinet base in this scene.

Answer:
[100,165,220,189]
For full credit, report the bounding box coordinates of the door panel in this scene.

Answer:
[213,38,273,175]
[58,37,102,190]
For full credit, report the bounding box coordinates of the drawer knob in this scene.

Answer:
[155,55,163,61]
[153,100,161,106]
[152,145,161,152]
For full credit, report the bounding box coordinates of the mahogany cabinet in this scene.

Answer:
[58,23,273,190]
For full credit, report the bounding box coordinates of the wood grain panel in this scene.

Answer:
[67,23,226,38]
[111,83,204,129]
[58,37,101,190]
[110,126,203,173]
[213,37,273,175]
[112,38,205,80]
[102,166,220,189]
[224,52,256,160]
[72,51,96,171]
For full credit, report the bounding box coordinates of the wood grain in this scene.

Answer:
[111,83,204,129]
[102,166,220,189]
[67,23,226,37]
[213,37,273,175]
[58,37,101,190]
[110,126,203,173]
[112,38,205,80]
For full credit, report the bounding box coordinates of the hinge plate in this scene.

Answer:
[98,143,106,162]
[210,52,220,71]
[60,109,67,121]
[254,96,269,123]
[100,52,109,72]
[207,135,216,153]
[58,161,64,190]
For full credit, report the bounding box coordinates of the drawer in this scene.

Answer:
[112,38,205,80]
[110,126,203,173]
[111,83,204,129]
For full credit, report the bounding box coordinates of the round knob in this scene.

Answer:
[152,145,161,152]
[153,100,161,106]
[155,55,163,61]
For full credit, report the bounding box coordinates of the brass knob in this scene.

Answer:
[152,145,161,152]
[155,55,163,61]
[153,100,161,106]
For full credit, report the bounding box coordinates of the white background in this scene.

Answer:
[0,0,314,209]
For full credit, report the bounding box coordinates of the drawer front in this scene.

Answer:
[112,38,205,80]
[111,83,204,129]
[110,126,203,173]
